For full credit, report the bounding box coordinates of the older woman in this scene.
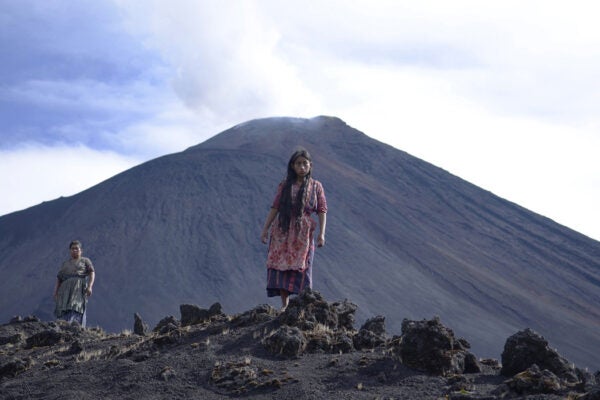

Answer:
[53,240,95,327]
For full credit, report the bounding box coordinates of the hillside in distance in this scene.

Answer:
[0,116,599,369]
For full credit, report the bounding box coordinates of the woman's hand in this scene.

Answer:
[317,234,325,247]
[261,208,278,244]
[86,286,93,297]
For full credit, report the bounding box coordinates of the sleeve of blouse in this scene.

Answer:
[316,181,328,213]
[85,258,95,273]
[271,182,284,209]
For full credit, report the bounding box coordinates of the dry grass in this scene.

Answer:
[76,349,104,363]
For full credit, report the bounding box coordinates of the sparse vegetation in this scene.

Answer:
[1,290,598,399]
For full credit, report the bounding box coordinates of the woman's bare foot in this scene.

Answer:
[280,289,289,312]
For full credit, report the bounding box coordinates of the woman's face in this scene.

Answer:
[70,245,82,259]
[292,156,311,178]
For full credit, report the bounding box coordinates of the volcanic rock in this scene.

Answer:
[501,328,578,381]
[263,325,307,358]
[353,315,387,350]
[180,302,224,326]
[2,290,599,399]
[133,312,148,335]
[398,316,479,376]
[495,364,562,396]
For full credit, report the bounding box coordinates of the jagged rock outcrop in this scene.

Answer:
[263,326,307,358]
[353,315,387,350]
[394,316,481,376]
[153,315,180,334]
[0,333,23,346]
[497,328,599,397]
[133,312,148,336]
[495,364,563,396]
[180,302,224,327]
[2,291,599,399]
[230,304,277,327]
[0,357,32,379]
[501,328,583,382]
[278,289,357,332]
[263,289,358,357]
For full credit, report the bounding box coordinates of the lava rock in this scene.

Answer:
[0,357,33,378]
[398,317,478,376]
[67,340,84,355]
[263,326,306,358]
[25,329,67,349]
[464,352,482,373]
[0,333,24,346]
[353,315,386,350]
[279,289,358,333]
[231,304,277,327]
[180,302,224,327]
[133,313,148,336]
[497,364,562,395]
[501,328,578,382]
[153,316,180,334]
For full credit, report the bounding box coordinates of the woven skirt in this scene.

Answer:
[266,266,313,297]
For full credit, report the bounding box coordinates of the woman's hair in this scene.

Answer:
[69,240,82,249]
[278,148,313,232]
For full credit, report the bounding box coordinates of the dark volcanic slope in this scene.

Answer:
[1,116,599,369]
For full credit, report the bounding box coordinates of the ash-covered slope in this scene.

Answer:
[0,116,599,369]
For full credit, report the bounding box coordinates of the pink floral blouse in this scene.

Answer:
[267,178,327,272]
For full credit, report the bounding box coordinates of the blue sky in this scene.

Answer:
[1,0,599,241]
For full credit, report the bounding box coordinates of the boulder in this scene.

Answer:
[353,315,386,350]
[0,357,33,378]
[263,326,306,357]
[231,304,277,327]
[24,329,67,349]
[153,316,180,334]
[463,352,482,374]
[398,317,478,376]
[278,289,357,332]
[133,313,148,336]
[500,328,578,382]
[180,302,224,326]
[0,333,24,346]
[495,364,562,396]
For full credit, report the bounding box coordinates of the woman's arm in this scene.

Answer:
[86,270,95,297]
[317,212,326,247]
[261,208,279,244]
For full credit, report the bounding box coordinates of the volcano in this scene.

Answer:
[1,116,598,369]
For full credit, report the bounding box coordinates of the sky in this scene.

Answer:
[1,0,599,241]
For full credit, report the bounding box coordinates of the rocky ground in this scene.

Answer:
[1,290,598,400]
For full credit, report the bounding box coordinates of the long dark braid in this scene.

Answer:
[278,148,312,232]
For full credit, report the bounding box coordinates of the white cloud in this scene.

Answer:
[0,144,140,216]
[114,0,322,120]
[3,0,600,240]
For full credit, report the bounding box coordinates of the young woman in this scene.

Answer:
[261,148,327,311]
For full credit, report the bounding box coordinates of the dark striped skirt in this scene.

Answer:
[266,267,312,297]
[266,266,312,297]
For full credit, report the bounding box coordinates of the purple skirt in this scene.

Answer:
[266,266,312,297]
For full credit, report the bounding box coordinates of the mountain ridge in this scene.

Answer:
[0,116,599,369]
